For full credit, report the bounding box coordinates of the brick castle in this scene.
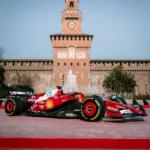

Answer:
[1,0,150,97]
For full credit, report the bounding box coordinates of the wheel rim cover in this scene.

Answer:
[84,102,96,116]
[6,101,14,113]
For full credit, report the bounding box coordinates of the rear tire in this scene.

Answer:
[80,95,105,121]
[5,97,25,116]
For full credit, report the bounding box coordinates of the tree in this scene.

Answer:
[4,71,33,92]
[0,66,5,85]
[0,47,5,59]
[20,73,32,87]
[0,47,5,94]
[11,71,33,89]
[0,65,5,93]
[103,65,136,96]
[12,71,22,87]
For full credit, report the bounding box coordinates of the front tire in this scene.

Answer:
[80,96,105,121]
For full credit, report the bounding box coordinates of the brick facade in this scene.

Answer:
[0,0,150,96]
[51,0,92,89]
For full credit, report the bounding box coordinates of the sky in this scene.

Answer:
[0,0,150,60]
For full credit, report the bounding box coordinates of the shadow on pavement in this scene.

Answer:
[103,117,144,123]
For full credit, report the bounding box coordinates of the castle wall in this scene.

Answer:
[90,60,150,97]
[1,59,150,97]
[1,60,53,93]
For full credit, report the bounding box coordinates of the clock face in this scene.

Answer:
[68,21,76,29]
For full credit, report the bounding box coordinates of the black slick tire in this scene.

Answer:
[80,95,105,121]
[5,97,25,116]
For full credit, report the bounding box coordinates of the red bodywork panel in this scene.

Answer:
[25,89,146,117]
[26,89,87,112]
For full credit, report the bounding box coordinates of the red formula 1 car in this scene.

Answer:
[5,86,147,121]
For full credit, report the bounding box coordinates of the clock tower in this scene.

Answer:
[62,0,82,34]
[50,0,93,90]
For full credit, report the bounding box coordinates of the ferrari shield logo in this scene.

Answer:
[45,100,53,109]
[79,99,82,103]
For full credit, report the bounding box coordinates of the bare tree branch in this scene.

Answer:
[0,47,5,59]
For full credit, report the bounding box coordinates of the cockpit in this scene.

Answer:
[45,89,59,97]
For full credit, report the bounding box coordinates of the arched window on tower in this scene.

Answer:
[70,1,74,8]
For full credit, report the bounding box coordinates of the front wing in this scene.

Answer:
[104,99,147,119]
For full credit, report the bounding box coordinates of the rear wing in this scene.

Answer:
[9,91,33,98]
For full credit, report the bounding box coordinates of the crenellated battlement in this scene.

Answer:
[0,59,53,71]
[90,60,150,71]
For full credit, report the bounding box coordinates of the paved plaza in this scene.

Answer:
[0,109,150,138]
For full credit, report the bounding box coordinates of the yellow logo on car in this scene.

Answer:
[79,99,82,103]
[45,100,53,109]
